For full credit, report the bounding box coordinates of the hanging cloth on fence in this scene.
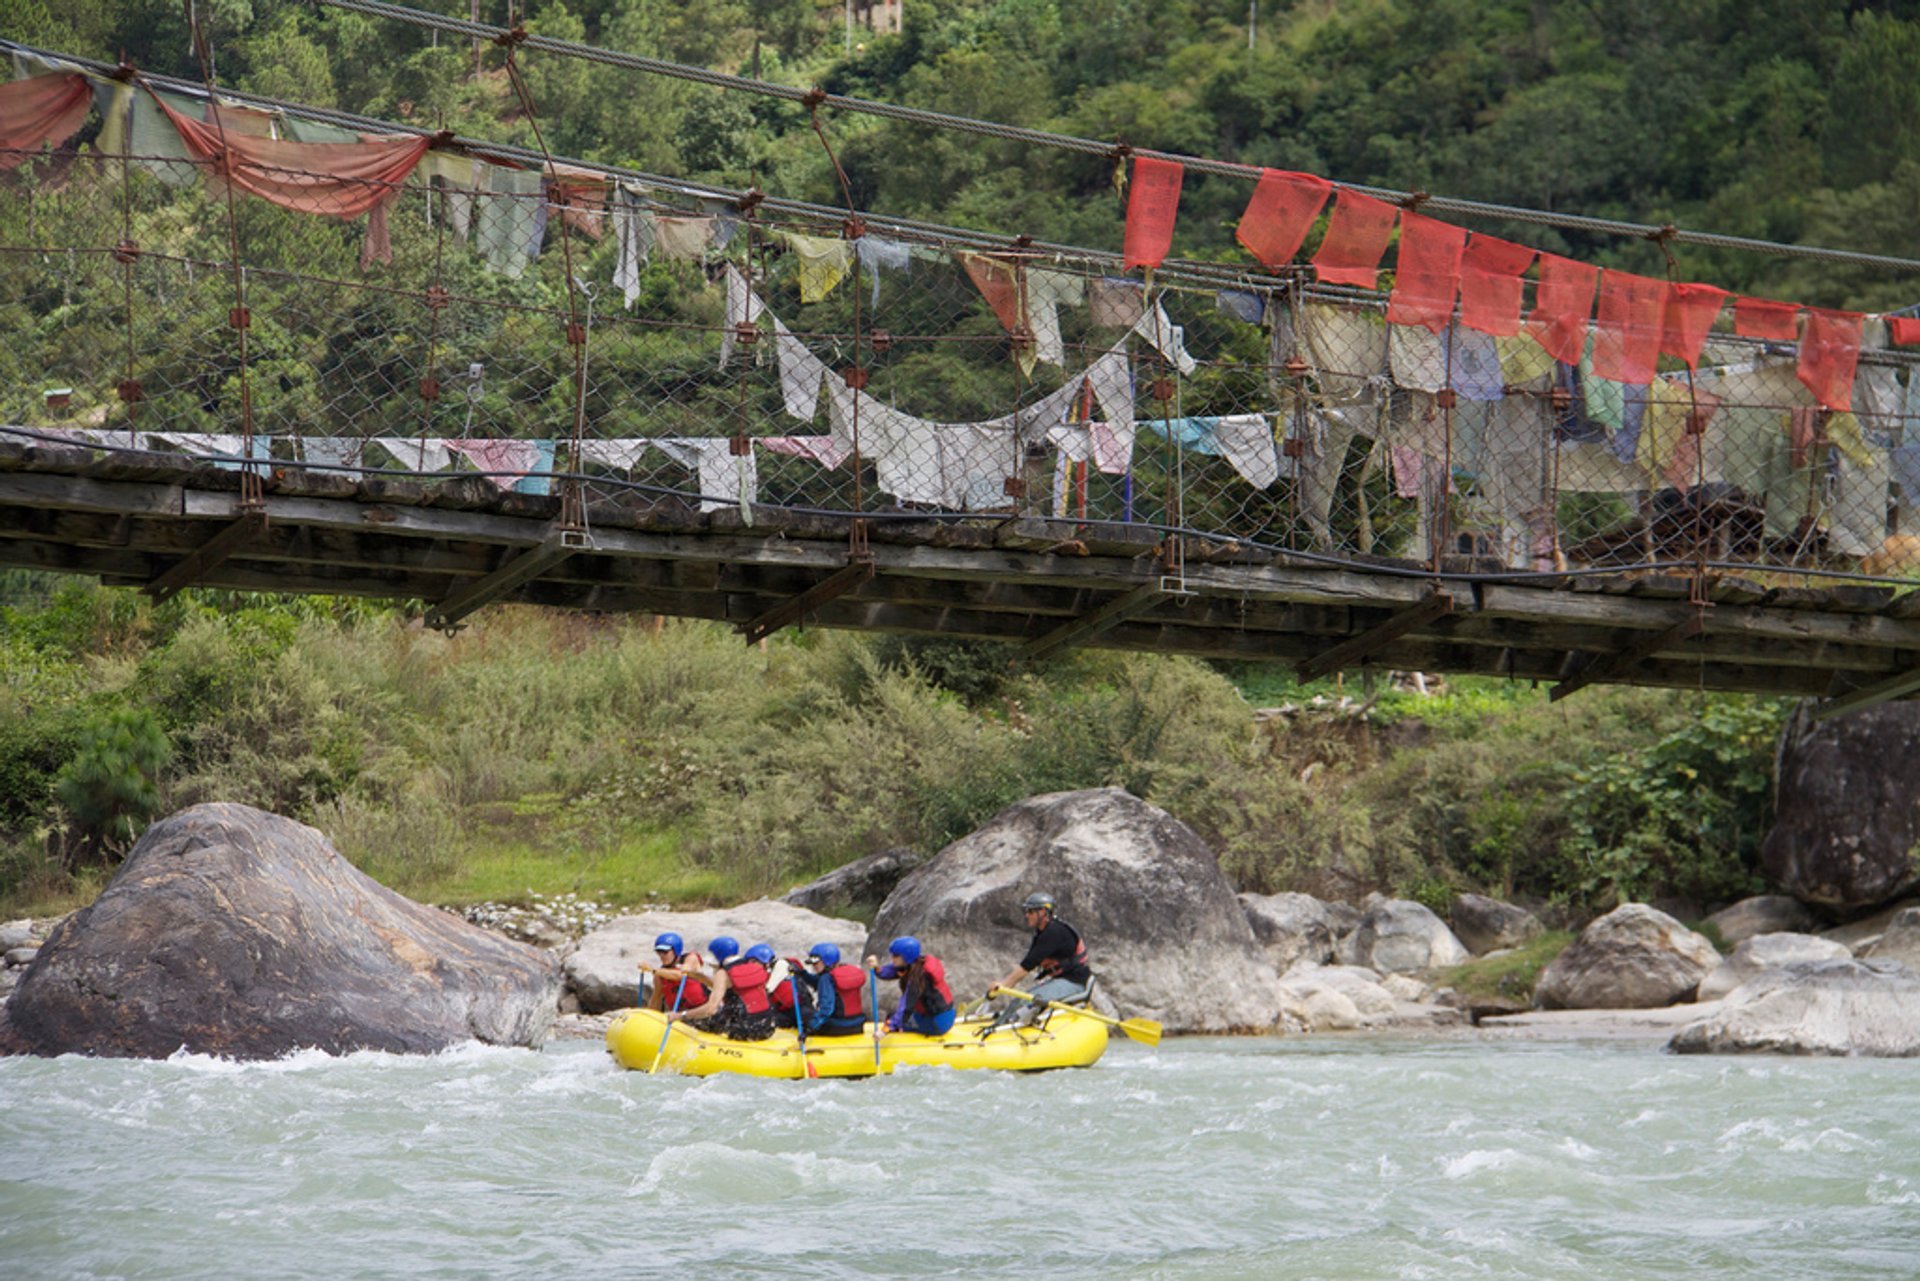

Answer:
[1122,155,1184,271]
[1026,269,1086,368]
[958,252,1024,332]
[1798,308,1864,412]
[1133,300,1197,375]
[152,89,431,218]
[1084,347,1135,437]
[651,437,759,513]
[1660,283,1728,370]
[612,187,654,308]
[1139,416,1280,489]
[1215,289,1265,325]
[758,434,854,469]
[773,315,828,421]
[577,439,652,472]
[652,214,711,260]
[1301,303,1387,400]
[1311,188,1399,288]
[785,232,853,303]
[856,235,913,308]
[1046,418,1137,475]
[1493,332,1555,386]
[1236,168,1332,269]
[446,438,541,491]
[546,171,607,241]
[1889,316,1920,347]
[374,437,453,474]
[1635,381,1721,492]
[1087,276,1145,328]
[511,440,557,495]
[1527,254,1599,368]
[1590,270,1665,386]
[719,263,766,368]
[1458,235,1536,338]
[1385,212,1466,334]
[1735,296,1799,341]
[474,162,544,279]
[300,438,362,473]
[359,195,395,268]
[0,72,92,168]
[149,433,274,473]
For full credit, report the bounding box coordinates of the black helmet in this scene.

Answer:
[1021,892,1056,914]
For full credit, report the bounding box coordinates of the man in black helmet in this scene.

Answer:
[990,891,1093,1009]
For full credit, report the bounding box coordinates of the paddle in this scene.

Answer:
[989,986,1163,1046]
[649,974,688,1074]
[791,975,817,1079]
[868,968,883,1072]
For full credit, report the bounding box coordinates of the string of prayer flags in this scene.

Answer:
[1660,283,1729,370]
[1797,308,1865,411]
[1734,296,1800,341]
[1311,188,1399,288]
[1527,254,1599,366]
[1589,270,1667,385]
[1123,155,1183,271]
[1457,235,1536,337]
[1385,211,1467,334]
[1235,169,1333,268]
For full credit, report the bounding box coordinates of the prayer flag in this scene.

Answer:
[1311,188,1399,288]
[1797,308,1864,412]
[1385,211,1467,334]
[1590,270,1666,385]
[1123,155,1184,271]
[1526,254,1598,367]
[1458,235,1536,337]
[958,252,1023,332]
[0,72,92,168]
[1660,283,1728,370]
[1734,296,1799,341]
[1889,316,1920,347]
[1235,168,1332,268]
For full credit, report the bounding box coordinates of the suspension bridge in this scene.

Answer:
[4,27,1920,716]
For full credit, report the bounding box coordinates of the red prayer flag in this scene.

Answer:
[152,89,432,219]
[1385,211,1467,334]
[1797,308,1864,412]
[1889,316,1920,347]
[0,72,93,170]
[1734,296,1799,341]
[1458,234,1536,337]
[1660,283,1728,370]
[1311,188,1399,289]
[958,252,1023,332]
[1123,155,1184,272]
[1235,168,1332,268]
[1590,270,1666,385]
[1526,253,1598,367]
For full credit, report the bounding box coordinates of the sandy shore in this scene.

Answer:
[1474,1001,1724,1041]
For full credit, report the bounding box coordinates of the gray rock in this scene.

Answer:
[868,788,1282,1033]
[565,900,868,1014]
[1276,964,1465,1032]
[1819,897,1920,954]
[0,920,36,951]
[1670,959,1920,1056]
[0,804,560,1059]
[1704,895,1818,947]
[1759,702,1920,909]
[1861,908,1920,970]
[1450,893,1543,956]
[1324,900,1363,939]
[781,847,925,916]
[1534,903,1720,1010]
[1347,899,1471,973]
[1239,892,1335,971]
[1697,932,1853,1001]
[4,947,39,967]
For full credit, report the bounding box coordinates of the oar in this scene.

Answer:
[868,968,883,1073]
[791,975,817,1079]
[989,986,1163,1046]
[648,977,688,1074]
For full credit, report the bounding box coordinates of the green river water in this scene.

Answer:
[2,1033,1917,1278]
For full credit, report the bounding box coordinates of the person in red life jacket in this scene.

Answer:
[638,931,709,1013]
[768,947,817,1031]
[795,942,869,1037]
[990,891,1094,1011]
[864,936,955,1036]
[670,936,777,1041]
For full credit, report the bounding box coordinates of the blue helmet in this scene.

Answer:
[889,936,922,965]
[807,942,841,967]
[708,936,739,962]
[653,932,684,956]
[745,943,777,966]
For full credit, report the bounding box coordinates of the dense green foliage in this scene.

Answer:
[15,0,1920,307]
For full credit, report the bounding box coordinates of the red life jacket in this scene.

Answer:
[768,966,809,1012]
[1037,919,1090,979]
[663,955,708,1011]
[720,957,772,1015]
[827,964,867,1019]
[901,956,953,1016]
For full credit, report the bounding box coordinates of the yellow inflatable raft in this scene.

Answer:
[605,1007,1108,1078]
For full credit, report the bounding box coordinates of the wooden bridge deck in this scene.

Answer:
[4,436,1918,712]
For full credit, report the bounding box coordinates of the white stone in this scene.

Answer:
[1697,932,1852,1001]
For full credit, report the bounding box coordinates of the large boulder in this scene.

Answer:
[1534,904,1720,1010]
[1759,702,1920,910]
[565,900,868,1014]
[1670,959,1920,1056]
[1450,893,1543,956]
[1696,932,1852,1001]
[0,804,560,1059]
[781,847,925,917]
[1861,907,1920,970]
[867,788,1283,1033]
[1346,899,1471,973]
[1703,895,1818,947]
[1239,892,1335,972]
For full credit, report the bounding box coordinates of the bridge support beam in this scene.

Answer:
[1813,666,1920,720]
[1018,581,1170,664]
[142,510,268,604]
[737,555,876,645]
[1297,591,1453,683]
[423,529,586,630]
[1550,612,1703,703]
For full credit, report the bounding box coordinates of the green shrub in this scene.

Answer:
[53,706,172,863]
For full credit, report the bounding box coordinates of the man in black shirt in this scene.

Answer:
[991,891,1093,1010]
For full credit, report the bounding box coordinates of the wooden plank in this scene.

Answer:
[1550,613,1704,703]
[738,558,877,644]
[0,471,186,518]
[1018,583,1171,663]
[1298,592,1454,682]
[142,511,269,604]
[423,534,580,630]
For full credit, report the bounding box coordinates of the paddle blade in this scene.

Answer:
[1119,1019,1162,1046]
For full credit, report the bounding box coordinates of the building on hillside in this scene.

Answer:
[855,1,903,37]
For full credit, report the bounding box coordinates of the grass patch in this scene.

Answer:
[1438,930,1576,1005]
